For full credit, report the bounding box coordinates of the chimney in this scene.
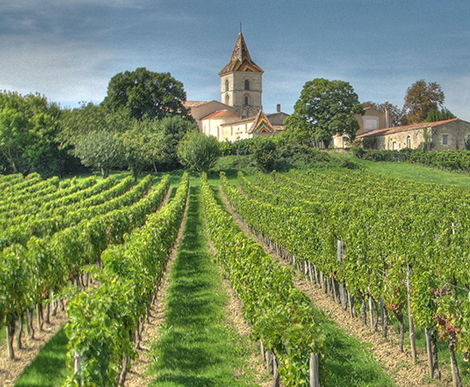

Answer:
[276,104,281,113]
[385,108,390,128]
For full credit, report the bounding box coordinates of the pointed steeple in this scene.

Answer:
[219,32,264,75]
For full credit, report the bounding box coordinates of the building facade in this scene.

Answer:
[356,118,470,151]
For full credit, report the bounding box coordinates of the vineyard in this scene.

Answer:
[1,167,470,386]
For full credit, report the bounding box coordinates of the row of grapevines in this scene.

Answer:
[0,176,97,222]
[0,172,42,196]
[203,173,322,387]
[0,175,171,360]
[64,172,189,387]
[0,176,60,209]
[234,169,470,384]
[0,175,139,248]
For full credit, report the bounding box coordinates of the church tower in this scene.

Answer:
[219,32,263,118]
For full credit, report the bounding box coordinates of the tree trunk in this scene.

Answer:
[45,302,51,324]
[16,315,24,350]
[36,303,44,332]
[26,307,35,339]
[361,295,367,325]
[382,305,389,339]
[118,355,130,386]
[6,321,16,359]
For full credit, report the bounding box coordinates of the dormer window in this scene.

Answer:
[244,80,250,90]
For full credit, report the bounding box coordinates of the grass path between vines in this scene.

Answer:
[145,185,270,387]
[219,186,440,387]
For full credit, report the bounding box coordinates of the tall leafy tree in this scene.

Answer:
[285,78,364,148]
[103,68,192,121]
[403,80,445,124]
[424,107,455,122]
[0,91,73,176]
[58,103,128,178]
[177,130,220,174]
[119,120,166,180]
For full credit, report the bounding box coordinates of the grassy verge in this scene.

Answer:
[14,328,69,387]
[329,152,470,187]
[148,186,268,387]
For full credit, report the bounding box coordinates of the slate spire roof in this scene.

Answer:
[219,32,264,75]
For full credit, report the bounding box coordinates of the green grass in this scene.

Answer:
[148,185,268,387]
[316,307,396,387]
[14,328,70,387]
[329,151,470,187]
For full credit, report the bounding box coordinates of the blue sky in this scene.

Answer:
[1,0,469,120]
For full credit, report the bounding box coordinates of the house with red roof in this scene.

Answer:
[356,118,470,151]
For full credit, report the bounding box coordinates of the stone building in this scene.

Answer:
[356,118,470,151]
[333,106,389,148]
[184,32,288,142]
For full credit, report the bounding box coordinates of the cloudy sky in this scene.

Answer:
[1,0,469,120]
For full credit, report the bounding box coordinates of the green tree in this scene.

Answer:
[252,138,277,171]
[424,107,455,122]
[0,91,72,176]
[103,68,192,121]
[157,116,198,170]
[58,103,128,178]
[285,78,364,148]
[119,120,166,180]
[177,130,220,174]
[403,80,445,124]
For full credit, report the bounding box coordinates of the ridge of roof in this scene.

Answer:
[219,32,264,75]
[357,118,461,138]
[200,109,240,120]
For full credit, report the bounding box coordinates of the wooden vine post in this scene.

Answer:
[310,353,320,387]
[406,264,417,363]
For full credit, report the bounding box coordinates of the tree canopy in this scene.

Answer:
[58,103,129,178]
[403,80,445,124]
[102,68,192,121]
[177,130,220,174]
[0,91,75,176]
[285,78,364,148]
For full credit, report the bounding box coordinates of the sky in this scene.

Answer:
[1,0,469,121]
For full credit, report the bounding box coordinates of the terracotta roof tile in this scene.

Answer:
[201,109,240,120]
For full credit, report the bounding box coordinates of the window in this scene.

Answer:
[225,94,230,105]
[244,80,250,90]
[225,79,229,91]
[407,136,411,148]
[392,141,397,150]
[244,96,249,106]
[398,142,402,150]
[442,134,449,146]
[342,136,349,148]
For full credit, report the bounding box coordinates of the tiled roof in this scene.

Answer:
[219,32,264,75]
[248,110,274,134]
[201,109,240,120]
[357,118,460,138]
